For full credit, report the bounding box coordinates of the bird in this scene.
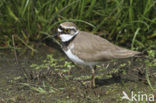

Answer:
[55,22,141,88]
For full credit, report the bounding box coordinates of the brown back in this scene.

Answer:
[70,31,140,62]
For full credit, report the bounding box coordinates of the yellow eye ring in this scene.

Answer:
[64,29,70,33]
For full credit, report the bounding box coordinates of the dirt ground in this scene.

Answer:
[0,44,155,103]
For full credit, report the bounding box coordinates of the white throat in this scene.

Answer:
[59,30,79,42]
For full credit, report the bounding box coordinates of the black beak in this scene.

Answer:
[51,33,58,38]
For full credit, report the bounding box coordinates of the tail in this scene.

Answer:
[112,49,143,59]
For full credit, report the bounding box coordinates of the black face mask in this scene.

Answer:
[58,26,77,34]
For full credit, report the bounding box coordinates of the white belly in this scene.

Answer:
[64,48,85,65]
[64,44,99,66]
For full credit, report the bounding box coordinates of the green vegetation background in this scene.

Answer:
[0,0,156,51]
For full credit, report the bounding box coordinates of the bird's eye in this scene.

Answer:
[64,29,70,33]
[64,30,67,33]
[67,29,70,32]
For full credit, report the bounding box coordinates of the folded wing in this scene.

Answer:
[72,31,140,62]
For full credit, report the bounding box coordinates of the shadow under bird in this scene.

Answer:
[53,22,141,88]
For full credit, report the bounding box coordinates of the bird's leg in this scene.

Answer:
[90,65,96,88]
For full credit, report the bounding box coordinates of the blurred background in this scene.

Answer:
[0,0,156,51]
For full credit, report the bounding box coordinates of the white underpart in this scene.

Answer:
[60,24,76,30]
[64,44,84,64]
[64,44,99,66]
[59,30,79,42]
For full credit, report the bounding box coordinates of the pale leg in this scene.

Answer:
[90,66,96,88]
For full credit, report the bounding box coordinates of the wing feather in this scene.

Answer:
[71,31,140,62]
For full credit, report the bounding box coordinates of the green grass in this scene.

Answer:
[0,0,156,50]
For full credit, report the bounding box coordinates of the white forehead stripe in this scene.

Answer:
[58,28,62,32]
[60,24,76,30]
